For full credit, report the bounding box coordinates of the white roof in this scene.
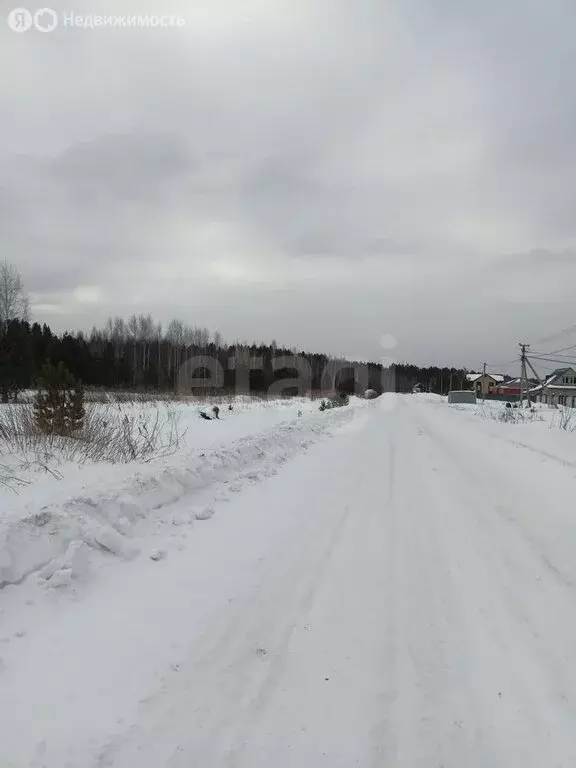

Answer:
[466,373,505,383]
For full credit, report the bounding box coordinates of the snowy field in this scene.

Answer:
[2,393,576,766]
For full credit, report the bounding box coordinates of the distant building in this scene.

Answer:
[412,384,424,394]
[531,368,576,408]
[466,372,505,397]
[496,378,536,397]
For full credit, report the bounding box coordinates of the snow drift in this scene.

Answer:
[0,405,356,588]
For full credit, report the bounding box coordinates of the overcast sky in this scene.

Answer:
[2,0,575,372]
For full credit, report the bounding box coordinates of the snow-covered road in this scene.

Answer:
[3,395,576,767]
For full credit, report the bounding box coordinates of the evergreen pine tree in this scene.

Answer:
[34,361,85,435]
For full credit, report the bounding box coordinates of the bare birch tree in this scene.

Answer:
[0,262,30,329]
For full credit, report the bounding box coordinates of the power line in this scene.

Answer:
[534,323,576,345]
[531,353,576,360]
[484,357,520,368]
[531,343,576,356]
[530,355,576,366]
[531,352,576,361]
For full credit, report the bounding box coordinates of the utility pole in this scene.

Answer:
[482,361,487,400]
[519,343,530,407]
[525,351,546,405]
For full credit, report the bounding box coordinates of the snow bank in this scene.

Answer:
[0,404,358,589]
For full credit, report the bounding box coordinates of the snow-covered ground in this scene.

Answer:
[437,393,576,468]
[2,393,576,766]
[0,397,350,587]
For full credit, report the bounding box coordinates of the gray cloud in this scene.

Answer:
[1,0,575,368]
[50,133,192,202]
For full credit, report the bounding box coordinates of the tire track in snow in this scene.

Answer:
[94,416,379,768]
[400,399,576,764]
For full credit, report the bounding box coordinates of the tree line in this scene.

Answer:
[0,262,471,401]
[0,315,471,401]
